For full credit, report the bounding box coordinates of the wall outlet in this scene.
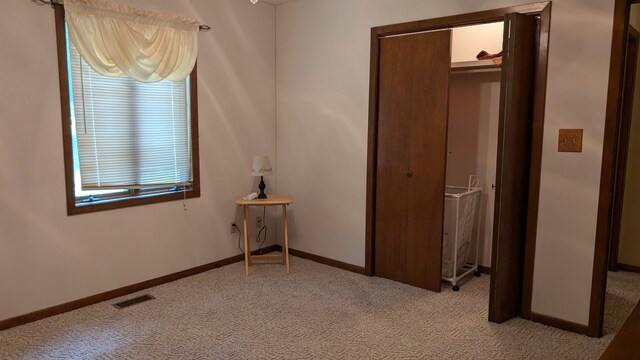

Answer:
[256,216,263,229]
[231,222,237,234]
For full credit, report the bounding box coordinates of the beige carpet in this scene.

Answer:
[1,256,639,359]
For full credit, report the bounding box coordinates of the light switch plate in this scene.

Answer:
[558,129,583,152]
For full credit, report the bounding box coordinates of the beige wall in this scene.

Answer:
[275,0,615,326]
[618,5,640,267]
[0,0,621,329]
[0,0,276,321]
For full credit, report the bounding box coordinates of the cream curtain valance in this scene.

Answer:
[64,0,199,82]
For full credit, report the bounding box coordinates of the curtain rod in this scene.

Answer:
[32,0,212,31]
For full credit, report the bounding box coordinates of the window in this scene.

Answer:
[54,6,200,215]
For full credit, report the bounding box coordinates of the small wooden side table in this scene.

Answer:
[235,194,293,275]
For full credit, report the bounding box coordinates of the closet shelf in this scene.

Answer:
[451,59,501,74]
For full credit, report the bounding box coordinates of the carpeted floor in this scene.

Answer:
[1,255,639,359]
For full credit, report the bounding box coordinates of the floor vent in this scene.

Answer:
[113,294,155,309]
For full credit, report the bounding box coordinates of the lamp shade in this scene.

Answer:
[251,155,273,177]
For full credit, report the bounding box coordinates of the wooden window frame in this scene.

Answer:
[53,4,201,216]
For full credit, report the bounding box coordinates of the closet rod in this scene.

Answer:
[31,0,212,32]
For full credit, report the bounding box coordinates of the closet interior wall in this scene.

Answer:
[446,22,503,268]
[446,72,501,268]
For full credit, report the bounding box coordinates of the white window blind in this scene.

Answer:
[68,30,193,190]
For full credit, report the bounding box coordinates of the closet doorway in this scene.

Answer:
[595,0,640,338]
[365,2,551,323]
[608,24,640,274]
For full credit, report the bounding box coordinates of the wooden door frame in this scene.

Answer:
[608,26,639,272]
[365,1,551,319]
[593,0,640,339]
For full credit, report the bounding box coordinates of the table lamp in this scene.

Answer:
[251,155,273,199]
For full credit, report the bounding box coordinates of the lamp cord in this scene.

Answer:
[236,223,244,254]
[255,206,267,251]
[236,206,268,254]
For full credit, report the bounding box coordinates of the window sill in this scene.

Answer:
[67,188,200,216]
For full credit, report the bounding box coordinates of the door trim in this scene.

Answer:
[609,25,639,272]
[593,0,640,339]
[365,1,550,319]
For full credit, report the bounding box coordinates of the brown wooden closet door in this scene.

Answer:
[489,13,538,323]
[375,30,451,291]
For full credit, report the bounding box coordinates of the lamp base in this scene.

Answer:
[258,176,267,199]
